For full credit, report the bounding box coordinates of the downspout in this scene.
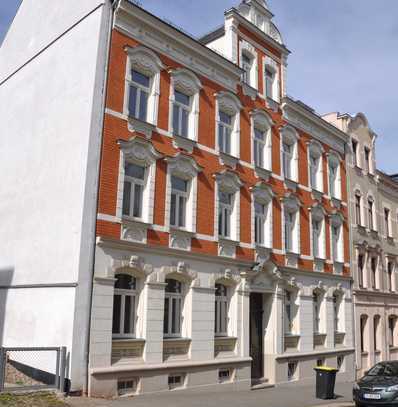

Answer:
[82,0,120,396]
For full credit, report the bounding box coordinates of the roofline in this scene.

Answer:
[121,0,243,75]
[226,8,291,55]
[199,25,225,44]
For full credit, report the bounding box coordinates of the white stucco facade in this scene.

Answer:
[0,0,113,391]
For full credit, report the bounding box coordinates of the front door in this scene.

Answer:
[250,292,263,380]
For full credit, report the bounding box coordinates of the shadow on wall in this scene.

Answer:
[0,267,14,347]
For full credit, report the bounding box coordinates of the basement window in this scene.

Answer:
[117,378,138,396]
[168,374,185,390]
[288,361,298,381]
[218,368,233,383]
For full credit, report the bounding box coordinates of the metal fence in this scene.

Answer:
[0,347,66,392]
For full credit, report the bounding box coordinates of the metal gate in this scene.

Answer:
[0,347,66,392]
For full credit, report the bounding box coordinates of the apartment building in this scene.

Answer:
[88,0,354,397]
[0,0,356,398]
[324,112,398,377]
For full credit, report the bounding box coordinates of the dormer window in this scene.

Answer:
[218,111,233,154]
[239,41,257,89]
[172,91,190,138]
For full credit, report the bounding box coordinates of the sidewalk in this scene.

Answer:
[67,381,354,407]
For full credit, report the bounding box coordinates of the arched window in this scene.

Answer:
[374,315,381,351]
[215,284,228,336]
[124,46,163,125]
[163,278,183,337]
[360,315,368,352]
[112,274,137,338]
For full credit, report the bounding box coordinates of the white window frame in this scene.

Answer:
[163,278,184,338]
[165,154,202,233]
[333,294,341,333]
[239,40,258,89]
[387,260,394,292]
[283,196,300,254]
[118,137,161,224]
[251,109,273,171]
[384,207,392,238]
[215,92,242,158]
[284,290,298,335]
[122,162,146,219]
[215,171,242,241]
[218,190,234,239]
[307,141,324,192]
[170,176,189,229]
[281,126,299,182]
[351,138,359,167]
[311,205,326,259]
[355,192,362,226]
[252,184,273,248]
[124,46,163,126]
[313,292,321,334]
[330,213,344,263]
[263,57,280,103]
[215,283,229,337]
[328,153,342,200]
[112,274,138,339]
[368,196,375,231]
[168,68,202,141]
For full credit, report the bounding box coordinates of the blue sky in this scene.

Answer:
[1,0,397,173]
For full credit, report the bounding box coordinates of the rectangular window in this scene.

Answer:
[309,155,319,190]
[364,147,371,173]
[329,164,337,197]
[358,254,364,288]
[360,316,366,352]
[312,220,321,258]
[242,53,252,84]
[313,293,320,334]
[285,212,294,252]
[333,295,340,333]
[285,291,293,334]
[385,208,391,237]
[172,90,190,138]
[164,279,182,337]
[218,191,233,238]
[374,317,379,351]
[388,262,394,292]
[337,356,344,371]
[215,284,228,336]
[170,176,188,228]
[371,258,377,289]
[368,199,374,230]
[331,225,340,262]
[265,67,274,99]
[287,361,297,381]
[253,128,265,168]
[218,111,233,155]
[128,70,150,121]
[123,163,146,218]
[118,379,137,396]
[389,317,396,347]
[282,142,293,180]
[316,359,324,367]
[352,140,358,166]
[255,202,266,245]
[355,195,362,226]
[168,374,184,390]
[218,369,232,383]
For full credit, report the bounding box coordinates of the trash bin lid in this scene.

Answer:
[314,366,338,372]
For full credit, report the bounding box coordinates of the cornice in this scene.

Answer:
[282,97,348,154]
[116,1,243,92]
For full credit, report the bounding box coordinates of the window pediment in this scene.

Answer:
[330,211,344,227]
[310,203,326,221]
[251,109,273,130]
[308,140,324,157]
[328,151,342,164]
[170,68,202,96]
[119,137,162,166]
[216,91,242,116]
[281,125,299,144]
[215,170,243,193]
[252,182,273,204]
[124,45,164,77]
[281,193,301,212]
[165,153,202,179]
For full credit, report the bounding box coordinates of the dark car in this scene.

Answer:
[353,362,398,406]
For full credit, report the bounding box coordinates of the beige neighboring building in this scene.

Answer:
[324,112,398,377]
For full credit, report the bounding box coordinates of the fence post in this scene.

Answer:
[0,348,4,391]
[59,347,66,392]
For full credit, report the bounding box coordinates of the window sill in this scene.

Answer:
[266,97,280,112]
[172,133,197,153]
[169,226,195,236]
[218,237,239,246]
[330,197,342,209]
[163,337,191,343]
[122,216,150,227]
[389,346,398,351]
[311,189,323,202]
[254,166,271,182]
[285,333,300,339]
[219,151,239,169]
[284,178,298,191]
[356,224,367,234]
[241,82,258,100]
[127,116,155,139]
[112,338,145,344]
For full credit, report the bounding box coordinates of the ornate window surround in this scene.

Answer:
[250,109,273,176]
[168,68,202,150]
[281,193,301,255]
[164,154,202,251]
[280,125,300,183]
[239,39,258,90]
[329,211,345,265]
[123,45,164,127]
[117,137,162,229]
[263,56,280,103]
[307,140,324,193]
[251,182,273,249]
[215,91,242,160]
[309,203,327,260]
[327,151,342,201]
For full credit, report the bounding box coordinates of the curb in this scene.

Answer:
[311,404,353,407]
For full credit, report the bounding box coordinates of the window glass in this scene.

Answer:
[132,70,150,87]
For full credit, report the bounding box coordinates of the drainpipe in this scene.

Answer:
[82,0,120,396]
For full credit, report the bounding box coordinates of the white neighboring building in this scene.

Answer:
[0,0,113,392]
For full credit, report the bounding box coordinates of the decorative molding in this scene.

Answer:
[118,136,162,166]
[165,153,202,179]
[169,68,202,95]
[169,229,192,251]
[215,91,242,115]
[160,262,200,287]
[124,44,164,76]
[214,170,243,193]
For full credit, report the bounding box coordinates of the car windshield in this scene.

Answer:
[367,363,398,377]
